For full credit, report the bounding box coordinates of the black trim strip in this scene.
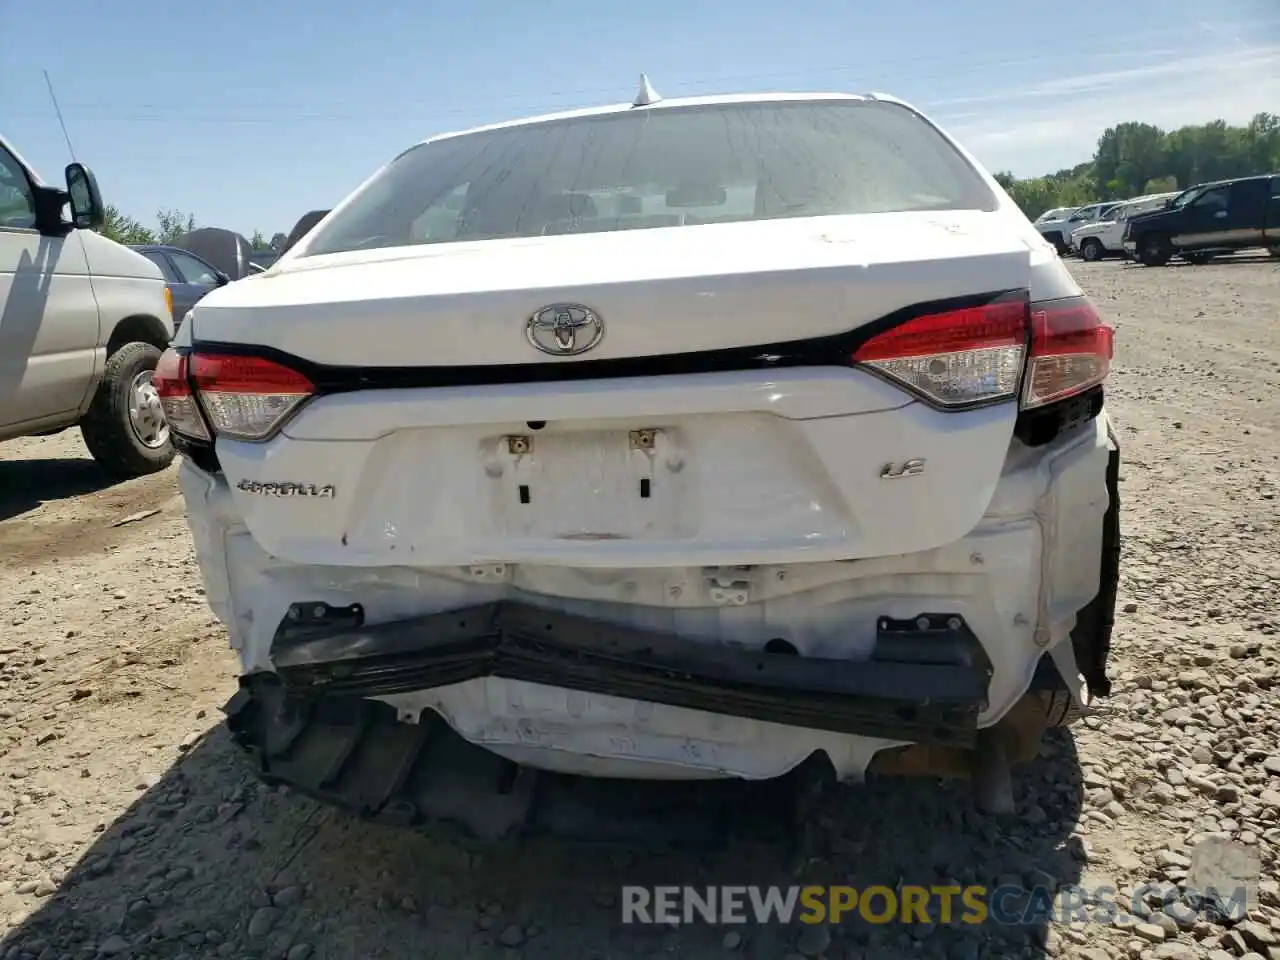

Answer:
[188,288,1029,395]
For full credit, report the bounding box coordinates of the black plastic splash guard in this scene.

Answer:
[268,601,990,746]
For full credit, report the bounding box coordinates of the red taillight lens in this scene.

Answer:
[153,348,210,441]
[1022,299,1114,409]
[850,295,1114,412]
[189,353,315,441]
[852,299,1029,407]
[153,349,314,442]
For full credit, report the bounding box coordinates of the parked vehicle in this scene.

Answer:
[172,227,259,283]
[131,243,228,331]
[1,136,176,476]
[1123,174,1280,265]
[1034,206,1077,225]
[248,249,280,272]
[1033,207,1077,253]
[1035,202,1119,255]
[280,209,330,254]
[1069,193,1178,262]
[157,85,1120,837]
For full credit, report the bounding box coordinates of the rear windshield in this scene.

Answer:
[300,99,996,257]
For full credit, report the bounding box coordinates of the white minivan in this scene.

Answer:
[1,136,176,475]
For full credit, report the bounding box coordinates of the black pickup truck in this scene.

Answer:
[1123,173,1280,266]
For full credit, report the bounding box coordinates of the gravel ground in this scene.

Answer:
[1,254,1278,960]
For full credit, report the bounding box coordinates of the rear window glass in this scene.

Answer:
[300,100,996,257]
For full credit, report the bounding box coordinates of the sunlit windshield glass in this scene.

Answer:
[301,100,996,256]
[1171,189,1201,209]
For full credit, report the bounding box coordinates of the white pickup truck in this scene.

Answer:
[1069,193,1178,261]
[1034,202,1119,254]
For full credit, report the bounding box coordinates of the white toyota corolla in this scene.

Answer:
[156,80,1120,840]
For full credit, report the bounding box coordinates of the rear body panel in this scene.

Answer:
[217,372,1016,568]
[195,214,1036,568]
[172,93,1114,783]
[182,408,1112,780]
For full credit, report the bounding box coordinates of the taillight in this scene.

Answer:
[1022,298,1114,409]
[153,349,210,441]
[852,299,1029,407]
[851,294,1113,412]
[190,353,315,440]
[153,349,315,442]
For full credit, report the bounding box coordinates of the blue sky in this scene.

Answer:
[3,0,1277,238]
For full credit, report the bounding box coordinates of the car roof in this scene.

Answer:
[1190,174,1275,190]
[407,91,884,151]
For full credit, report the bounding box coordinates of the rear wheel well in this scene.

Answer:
[107,315,170,355]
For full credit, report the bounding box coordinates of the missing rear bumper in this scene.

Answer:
[223,675,847,846]
[269,601,991,747]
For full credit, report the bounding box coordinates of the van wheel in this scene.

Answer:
[1137,233,1173,266]
[1080,239,1104,262]
[80,341,175,478]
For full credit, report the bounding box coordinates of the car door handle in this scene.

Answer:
[1214,211,1228,218]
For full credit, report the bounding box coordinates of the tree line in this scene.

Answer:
[98,205,275,249]
[993,112,1279,220]
[93,112,1280,242]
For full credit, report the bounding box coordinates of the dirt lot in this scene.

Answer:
[1,255,1278,960]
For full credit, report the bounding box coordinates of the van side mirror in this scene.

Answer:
[65,162,105,230]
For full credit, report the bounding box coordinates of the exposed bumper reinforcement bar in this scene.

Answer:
[268,601,991,747]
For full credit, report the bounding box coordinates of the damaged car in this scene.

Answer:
[155,81,1121,841]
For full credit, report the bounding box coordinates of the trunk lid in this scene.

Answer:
[197,212,1033,568]
[194,212,1031,366]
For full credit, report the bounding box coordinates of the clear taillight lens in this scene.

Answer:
[152,348,210,441]
[852,299,1029,408]
[189,353,315,441]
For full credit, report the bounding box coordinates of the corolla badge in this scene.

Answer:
[526,303,605,356]
[236,479,336,498]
